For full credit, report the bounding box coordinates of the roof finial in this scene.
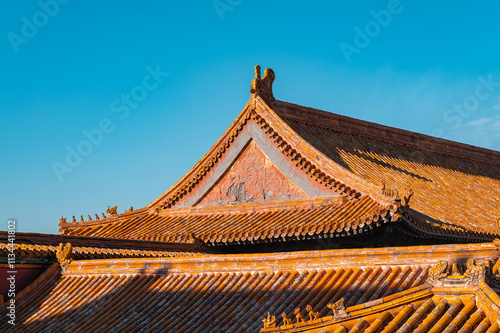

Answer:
[56,242,73,272]
[250,65,275,107]
[255,64,261,80]
[327,298,347,319]
[106,205,118,216]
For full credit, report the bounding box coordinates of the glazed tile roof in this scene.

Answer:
[0,242,201,260]
[274,100,500,237]
[260,284,500,333]
[60,196,394,245]
[58,92,500,244]
[1,242,499,332]
[0,231,202,260]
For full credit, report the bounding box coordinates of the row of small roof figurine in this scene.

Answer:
[59,205,133,223]
[262,299,346,329]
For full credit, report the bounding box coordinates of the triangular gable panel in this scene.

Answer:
[170,117,339,209]
[197,140,307,206]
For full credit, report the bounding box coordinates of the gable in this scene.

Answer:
[197,140,308,206]
[167,113,339,209]
[58,66,500,244]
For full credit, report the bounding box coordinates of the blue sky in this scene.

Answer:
[1,1,499,234]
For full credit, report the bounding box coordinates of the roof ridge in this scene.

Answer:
[144,95,384,213]
[274,100,500,165]
[2,231,200,251]
[63,241,498,275]
[253,97,396,206]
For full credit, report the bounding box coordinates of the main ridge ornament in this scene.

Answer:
[250,65,275,107]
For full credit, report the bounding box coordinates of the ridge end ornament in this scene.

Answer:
[250,65,275,107]
[56,242,73,272]
[106,205,118,216]
[327,298,348,319]
[262,312,276,328]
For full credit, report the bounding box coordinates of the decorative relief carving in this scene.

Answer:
[56,242,72,272]
[262,312,276,328]
[281,312,292,326]
[198,140,307,206]
[294,308,305,324]
[106,205,118,215]
[250,65,275,107]
[427,258,490,286]
[463,258,485,285]
[306,305,319,321]
[327,298,347,319]
[428,260,449,283]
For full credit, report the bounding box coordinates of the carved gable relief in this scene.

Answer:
[196,140,307,206]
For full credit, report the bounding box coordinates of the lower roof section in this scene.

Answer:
[59,196,392,246]
[0,231,202,262]
[58,195,498,249]
[1,242,499,332]
[274,99,500,237]
[261,284,500,333]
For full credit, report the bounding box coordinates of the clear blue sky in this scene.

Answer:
[1,1,499,234]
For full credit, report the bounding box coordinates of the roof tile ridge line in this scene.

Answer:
[478,281,500,321]
[1,262,60,317]
[254,96,395,206]
[253,284,434,331]
[7,231,199,252]
[65,243,499,274]
[345,283,433,316]
[200,199,391,244]
[59,207,149,230]
[147,99,255,211]
[70,244,195,257]
[1,242,57,252]
[274,99,500,164]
